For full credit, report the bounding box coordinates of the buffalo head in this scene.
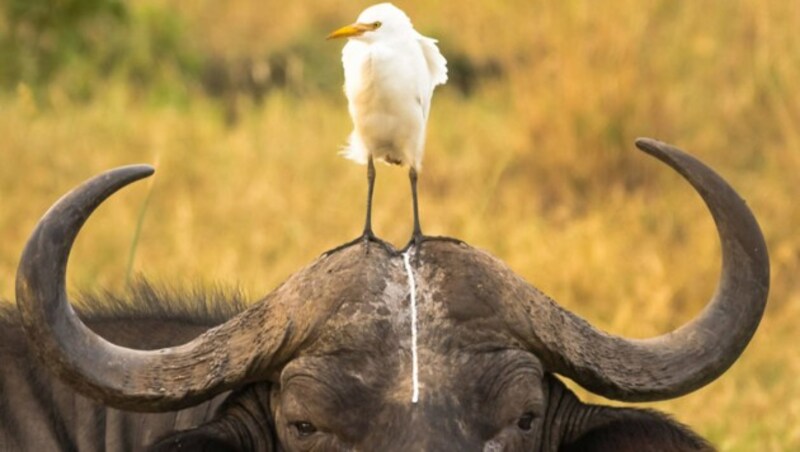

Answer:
[15,139,768,450]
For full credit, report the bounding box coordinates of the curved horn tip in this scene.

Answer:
[634,136,661,148]
[633,138,702,175]
[634,137,673,157]
[110,164,156,181]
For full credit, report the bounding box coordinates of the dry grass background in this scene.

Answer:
[1,0,798,449]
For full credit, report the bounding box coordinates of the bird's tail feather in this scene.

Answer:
[339,131,369,165]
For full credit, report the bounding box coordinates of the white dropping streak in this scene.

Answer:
[403,250,420,404]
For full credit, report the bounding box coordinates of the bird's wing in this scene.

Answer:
[416,34,448,87]
[416,34,447,121]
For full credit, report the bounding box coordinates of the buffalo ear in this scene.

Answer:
[560,408,713,452]
[148,385,275,452]
[148,428,239,452]
[543,376,712,452]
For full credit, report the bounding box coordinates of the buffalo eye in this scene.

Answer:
[517,412,536,431]
[290,421,318,438]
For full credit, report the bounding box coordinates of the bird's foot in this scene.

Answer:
[401,233,465,263]
[323,230,396,257]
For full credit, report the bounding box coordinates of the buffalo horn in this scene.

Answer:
[15,166,299,411]
[516,138,769,401]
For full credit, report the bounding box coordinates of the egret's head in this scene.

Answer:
[327,3,413,42]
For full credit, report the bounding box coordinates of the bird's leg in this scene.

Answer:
[403,166,426,261]
[359,155,395,253]
[363,153,377,238]
[410,166,423,244]
[402,166,464,258]
[324,154,394,257]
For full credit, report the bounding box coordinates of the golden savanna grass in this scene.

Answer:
[1,1,798,449]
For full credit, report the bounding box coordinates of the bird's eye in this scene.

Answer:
[517,412,536,431]
[290,421,318,438]
[373,21,382,29]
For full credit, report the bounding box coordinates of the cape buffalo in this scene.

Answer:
[1,138,768,451]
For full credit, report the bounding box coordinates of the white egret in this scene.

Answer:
[327,3,447,251]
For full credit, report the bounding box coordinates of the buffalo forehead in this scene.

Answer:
[298,242,526,354]
[284,244,543,408]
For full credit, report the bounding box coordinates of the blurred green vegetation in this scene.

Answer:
[0,0,127,89]
[0,0,514,108]
[1,1,799,450]
[0,0,201,103]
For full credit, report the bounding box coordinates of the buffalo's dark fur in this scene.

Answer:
[74,279,249,325]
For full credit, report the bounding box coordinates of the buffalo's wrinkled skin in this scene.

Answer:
[5,139,767,451]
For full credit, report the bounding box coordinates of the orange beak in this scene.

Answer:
[327,23,377,40]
